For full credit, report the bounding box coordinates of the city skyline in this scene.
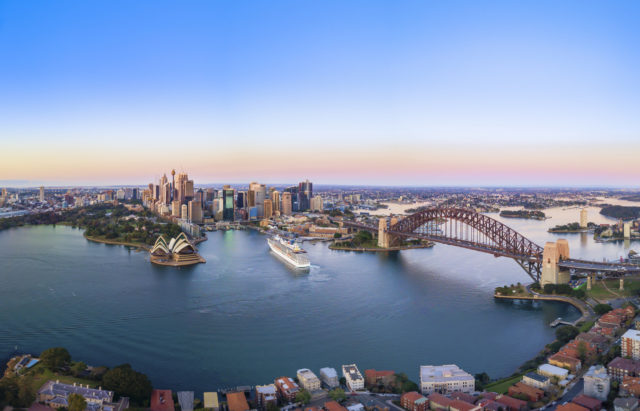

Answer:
[2,1,640,186]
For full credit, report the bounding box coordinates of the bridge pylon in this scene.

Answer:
[540,239,571,285]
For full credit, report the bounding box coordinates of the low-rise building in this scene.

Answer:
[622,329,640,360]
[621,376,640,397]
[576,333,609,353]
[494,394,527,411]
[342,364,365,392]
[320,367,340,388]
[203,392,219,411]
[448,399,479,411]
[38,380,115,411]
[400,391,428,411]
[508,382,543,402]
[275,376,300,402]
[538,363,570,380]
[324,401,348,411]
[256,384,278,407]
[614,397,639,411]
[522,372,550,390]
[427,393,453,410]
[364,369,395,388]
[583,365,610,401]
[556,404,589,411]
[226,392,250,411]
[608,357,640,381]
[549,353,581,373]
[419,365,474,395]
[297,369,322,392]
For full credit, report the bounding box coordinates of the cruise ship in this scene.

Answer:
[267,235,311,269]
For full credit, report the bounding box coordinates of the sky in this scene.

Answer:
[1,0,639,187]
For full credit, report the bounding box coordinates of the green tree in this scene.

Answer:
[594,304,613,315]
[333,233,342,239]
[71,361,87,377]
[102,364,153,406]
[555,325,579,343]
[474,372,490,390]
[266,402,280,411]
[40,347,72,370]
[577,341,588,362]
[68,393,87,411]
[329,388,347,402]
[295,389,311,405]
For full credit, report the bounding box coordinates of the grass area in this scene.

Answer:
[483,374,524,394]
[579,320,596,333]
[21,363,97,393]
[586,278,640,300]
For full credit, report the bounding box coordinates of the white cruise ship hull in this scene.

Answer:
[268,238,311,269]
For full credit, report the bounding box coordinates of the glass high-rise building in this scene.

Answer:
[222,186,235,221]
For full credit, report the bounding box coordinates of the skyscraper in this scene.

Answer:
[39,186,44,202]
[580,209,588,229]
[263,199,273,219]
[236,191,247,209]
[298,180,313,211]
[285,185,299,212]
[270,190,280,213]
[222,185,235,221]
[189,200,203,224]
[249,182,266,217]
[281,192,292,215]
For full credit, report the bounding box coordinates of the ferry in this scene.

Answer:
[267,235,311,269]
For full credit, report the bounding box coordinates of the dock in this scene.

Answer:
[549,317,580,327]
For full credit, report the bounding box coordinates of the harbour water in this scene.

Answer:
[0,206,633,393]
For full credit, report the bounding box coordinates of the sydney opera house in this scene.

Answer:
[150,233,205,266]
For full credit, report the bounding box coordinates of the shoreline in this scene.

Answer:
[494,293,592,323]
[329,243,434,252]
[84,233,151,251]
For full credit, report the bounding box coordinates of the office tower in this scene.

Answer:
[185,180,194,202]
[270,190,280,213]
[188,200,203,224]
[298,180,313,211]
[175,172,188,203]
[172,200,181,217]
[311,195,323,211]
[264,199,273,219]
[162,183,171,205]
[236,191,247,209]
[580,209,588,229]
[222,186,235,221]
[39,186,44,202]
[247,190,256,207]
[181,204,189,220]
[281,192,292,215]
[285,186,299,212]
[195,189,204,208]
[249,182,266,217]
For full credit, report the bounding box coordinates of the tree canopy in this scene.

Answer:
[40,347,71,370]
[594,304,613,315]
[102,364,153,406]
[68,393,87,411]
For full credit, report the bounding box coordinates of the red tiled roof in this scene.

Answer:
[572,394,602,410]
[428,393,454,407]
[401,392,425,403]
[556,403,589,411]
[324,401,348,411]
[449,399,477,411]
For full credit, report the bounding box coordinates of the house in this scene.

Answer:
[522,372,550,390]
[475,399,502,411]
[449,392,476,404]
[549,353,581,373]
[571,394,602,411]
[150,389,175,411]
[226,392,250,411]
[508,382,543,402]
[557,340,598,363]
[621,376,640,397]
[401,392,428,411]
[608,357,640,381]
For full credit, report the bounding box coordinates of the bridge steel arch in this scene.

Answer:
[387,207,544,280]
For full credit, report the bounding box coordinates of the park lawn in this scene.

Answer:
[22,363,98,393]
[579,320,596,333]
[484,374,524,394]
[586,277,640,300]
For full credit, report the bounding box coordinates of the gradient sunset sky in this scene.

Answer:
[1,0,639,187]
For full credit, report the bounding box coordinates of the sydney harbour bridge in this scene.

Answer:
[339,207,640,283]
